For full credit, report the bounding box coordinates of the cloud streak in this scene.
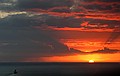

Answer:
[71,47,120,54]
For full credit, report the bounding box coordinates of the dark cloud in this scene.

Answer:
[77,0,120,13]
[0,0,17,11]
[71,47,119,54]
[99,0,120,2]
[17,0,72,10]
[0,0,119,13]
[84,4,113,11]
[48,7,71,13]
[71,47,120,54]
[90,47,120,54]
[0,13,81,28]
[0,14,80,61]
[0,14,47,27]
[46,17,81,28]
[84,18,120,28]
[83,0,120,2]
[1,13,119,29]
[49,17,120,28]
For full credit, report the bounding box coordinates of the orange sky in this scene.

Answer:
[21,0,120,62]
[29,53,120,62]
[30,28,120,62]
[44,28,120,51]
[1,0,120,62]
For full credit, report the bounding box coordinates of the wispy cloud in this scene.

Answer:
[0,11,26,18]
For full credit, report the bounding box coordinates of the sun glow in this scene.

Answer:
[30,53,120,62]
[89,60,95,63]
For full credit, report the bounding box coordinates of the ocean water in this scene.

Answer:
[0,62,120,76]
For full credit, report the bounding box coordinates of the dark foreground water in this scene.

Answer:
[0,62,120,76]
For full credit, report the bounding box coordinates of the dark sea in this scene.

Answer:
[0,62,120,76]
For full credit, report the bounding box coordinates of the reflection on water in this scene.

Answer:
[0,62,119,76]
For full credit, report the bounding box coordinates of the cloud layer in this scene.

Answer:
[0,0,120,61]
[0,13,81,61]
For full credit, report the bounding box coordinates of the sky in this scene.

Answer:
[0,0,120,62]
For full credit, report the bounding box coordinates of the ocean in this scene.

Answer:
[0,62,120,76]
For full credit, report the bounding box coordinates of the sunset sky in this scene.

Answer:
[0,0,120,62]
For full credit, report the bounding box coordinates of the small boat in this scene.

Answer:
[13,69,17,74]
[7,69,18,76]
